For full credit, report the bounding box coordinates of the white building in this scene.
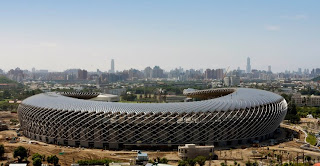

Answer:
[89,94,120,102]
[178,144,214,159]
[224,76,240,87]
[9,164,27,166]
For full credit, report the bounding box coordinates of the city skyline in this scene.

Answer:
[0,1,320,72]
[0,58,315,74]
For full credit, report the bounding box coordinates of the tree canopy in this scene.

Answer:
[194,156,207,166]
[311,76,320,82]
[285,102,300,124]
[0,144,4,158]
[0,76,17,84]
[47,155,59,166]
[13,146,28,163]
[33,158,42,166]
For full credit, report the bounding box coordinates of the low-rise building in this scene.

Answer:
[178,144,214,160]
[0,121,8,131]
[9,164,27,166]
[136,151,149,165]
[292,93,320,106]
[165,95,187,103]
[224,76,240,87]
[109,162,130,166]
[89,94,120,102]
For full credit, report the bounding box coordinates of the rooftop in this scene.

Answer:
[21,88,284,114]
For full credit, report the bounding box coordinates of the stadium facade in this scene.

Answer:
[18,88,287,150]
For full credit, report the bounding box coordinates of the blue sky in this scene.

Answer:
[0,1,319,72]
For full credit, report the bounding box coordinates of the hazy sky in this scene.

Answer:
[0,1,319,72]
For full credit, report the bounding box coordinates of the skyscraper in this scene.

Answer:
[246,57,251,73]
[152,66,164,78]
[110,59,115,73]
[77,69,88,80]
[205,69,213,80]
[215,69,224,80]
[268,65,272,73]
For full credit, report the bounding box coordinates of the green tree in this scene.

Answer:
[77,159,113,165]
[159,157,168,164]
[32,153,43,161]
[194,156,207,166]
[281,94,292,103]
[13,146,28,163]
[47,155,59,166]
[121,92,137,101]
[0,144,4,159]
[220,163,226,166]
[33,157,42,166]
[187,158,196,166]
[3,90,11,99]
[285,102,300,124]
[178,160,188,166]
[305,155,312,164]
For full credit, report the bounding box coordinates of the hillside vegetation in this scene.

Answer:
[312,76,320,82]
[0,76,16,84]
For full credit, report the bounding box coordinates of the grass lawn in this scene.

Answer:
[306,133,317,146]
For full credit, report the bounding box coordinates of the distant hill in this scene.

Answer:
[0,76,17,84]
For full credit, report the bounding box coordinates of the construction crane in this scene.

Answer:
[223,66,230,79]
[222,66,230,86]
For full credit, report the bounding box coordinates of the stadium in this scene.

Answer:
[18,88,287,150]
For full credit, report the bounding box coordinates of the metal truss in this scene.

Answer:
[18,88,287,148]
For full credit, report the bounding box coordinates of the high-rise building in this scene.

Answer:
[77,69,88,80]
[152,66,164,78]
[205,69,213,80]
[109,59,115,73]
[268,66,272,73]
[246,57,251,73]
[224,76,240,87]
[215,69,224,80]
[144,67,152,78]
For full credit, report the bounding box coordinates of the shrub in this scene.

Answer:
[33,158,42,166]
[32,153,43,161]
[178,160,188,166]
[77,159,113,165]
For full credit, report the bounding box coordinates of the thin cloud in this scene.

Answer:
[281,14,308,20]
[265,25,280,31]
[39,42,58,47]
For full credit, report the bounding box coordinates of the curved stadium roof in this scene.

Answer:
[21,88,284,114]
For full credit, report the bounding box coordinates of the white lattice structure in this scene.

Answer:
[18,88,287,149]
